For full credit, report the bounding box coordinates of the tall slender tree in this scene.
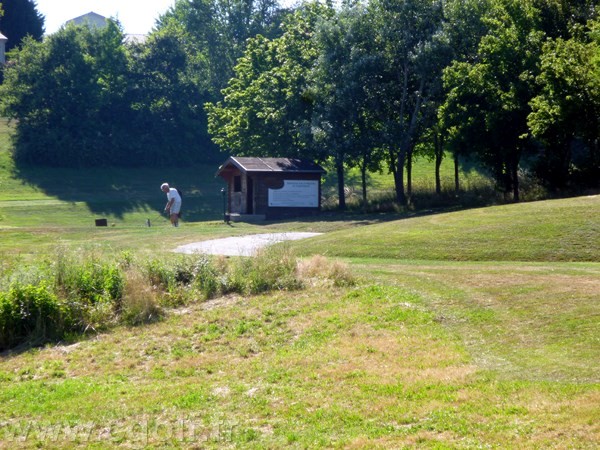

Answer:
[311,4,385,209]
[435,0,491,192]
[367,0,445,205]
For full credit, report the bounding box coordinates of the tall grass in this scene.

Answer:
[0,247,354,351]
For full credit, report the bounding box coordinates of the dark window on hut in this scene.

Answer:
[233,176,242,192]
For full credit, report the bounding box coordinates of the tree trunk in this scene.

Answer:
[435,154,442,195]
[336,155,346,210]
[406,149,413,205]
[394,151,406,205]
[361,163,368,213]
[511,159,520,203]
[434,131,443,195]
[454,153,460,193]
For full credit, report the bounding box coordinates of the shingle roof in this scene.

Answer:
[217,157,325,175]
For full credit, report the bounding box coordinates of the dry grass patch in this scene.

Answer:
[297,254,356,286]
[120,270,163,325]
[319,324,475,385]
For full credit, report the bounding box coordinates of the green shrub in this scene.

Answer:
[192,255,223,300]
[0,281,68,350]
[52,251,125,332]
[0,246,311,350]
[56,259,124,305]
[144,257,198,305]
[145,259,175,291]
[0,291,19,349]
[103,265,125,304]
[226,257,254,294]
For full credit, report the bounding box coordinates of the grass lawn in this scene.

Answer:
[293,195,600,262]
[0,119,598,448]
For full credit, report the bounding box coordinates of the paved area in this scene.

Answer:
[174,232,322,256]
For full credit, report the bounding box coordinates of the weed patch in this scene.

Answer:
[0,247,352,351]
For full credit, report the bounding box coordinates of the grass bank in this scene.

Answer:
[0,277,597,448]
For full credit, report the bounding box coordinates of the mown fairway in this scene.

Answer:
[0,119,599,448]
[295,195,600,262]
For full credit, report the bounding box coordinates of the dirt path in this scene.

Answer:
[174,232,322,256]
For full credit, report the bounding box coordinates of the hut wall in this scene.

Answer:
[252,173,322,219]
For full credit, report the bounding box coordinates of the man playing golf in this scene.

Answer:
[161,183,182,227]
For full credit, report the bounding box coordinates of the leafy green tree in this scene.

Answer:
[367,0,446,205]
[528,19,600,187]
[532,0,598,39]
[157,0,287,101]
[432,0,491,193]
[0,22,135,166]
[441,0,547,201]
[151,0,290,162]
[206,2,332,157]
[0,0,44,52]
[1,27,97,166]
[311,4,385,209]
[128,30,218,165]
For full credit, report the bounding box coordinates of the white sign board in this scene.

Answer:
[268,180,319,208]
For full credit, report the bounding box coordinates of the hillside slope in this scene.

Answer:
[295,196,600,262]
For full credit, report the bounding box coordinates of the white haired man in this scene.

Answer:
[161,183,182,227]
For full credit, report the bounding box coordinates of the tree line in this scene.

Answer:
[0,0,286,166]
[207,0,599,204]
[1,0,598,204]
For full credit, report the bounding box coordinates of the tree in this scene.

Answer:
[532,0,598,39]
[441,0,546,202]
[156,0,287,101]
[206,2,333,158]
[528,19,600,187]
[0,0,44,52]
[0,22,131,166]
[434,0,491,193]
[367,0,446,206]
[311,4,385,210]
[128,30,219,165]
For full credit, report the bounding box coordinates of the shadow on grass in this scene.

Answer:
[12,161,227,221]
[11,157,497,225]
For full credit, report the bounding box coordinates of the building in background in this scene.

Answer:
[0,32,7,64]
[65,12,147,44]
[66,11,108,29]
[217,157,326,221]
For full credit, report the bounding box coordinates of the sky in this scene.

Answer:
[35,0,177,35]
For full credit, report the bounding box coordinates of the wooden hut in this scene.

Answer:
[216,157,326,221]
